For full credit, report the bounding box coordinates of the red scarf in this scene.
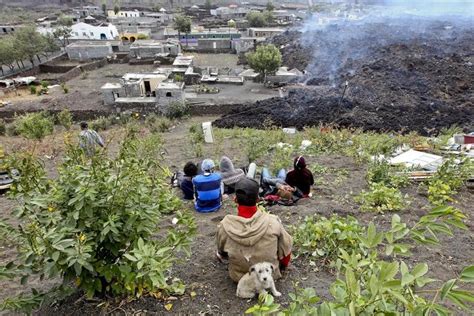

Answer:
[237,205,258,218]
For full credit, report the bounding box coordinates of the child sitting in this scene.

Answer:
[178,162,198,200]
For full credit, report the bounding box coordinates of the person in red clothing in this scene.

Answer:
[216,178,292,282]
[285,156,314,197]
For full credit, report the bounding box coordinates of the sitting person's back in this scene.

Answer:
[219,156,245,194]
[193,159,222,212]
[217,178,292,282]
[285,156,314,197]
[180,162,198,200]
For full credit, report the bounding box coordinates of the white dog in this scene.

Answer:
[236,262,282,298]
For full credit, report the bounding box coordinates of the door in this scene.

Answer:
[144,81,151,96]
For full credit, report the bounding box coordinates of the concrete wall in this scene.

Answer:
[66,44,113,61]
[191,39,233,53]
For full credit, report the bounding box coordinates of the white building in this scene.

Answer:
[70,22,119,40]
[108,10,140,18]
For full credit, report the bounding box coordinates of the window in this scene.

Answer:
[83,32,87,36]
[74,32,78,36]
[2,28,6,33]
[166,92,172,97]
[90,32,94,36]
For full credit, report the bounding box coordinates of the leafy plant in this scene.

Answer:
[270,144,293,174]
[30,85,37,94]
[425,158,472,206]
[165,101,188,119]
[247,206,472,316]
[89,116,114,131]
[0,119,5,136]
[292,215,365,265]
[1,131,196,312]
[15,112,54,140]
[189,124,204,157]
[355,182,408,213]
[56,109,73,130]
[145,114,172,133]
[246,44,282,81]
[366,160,410,188]
[241,129,269,163]
[60,83,69,94]
[40,80,49,88]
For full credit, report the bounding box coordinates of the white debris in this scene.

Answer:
[389,149,443,171]
[300,140,312,150]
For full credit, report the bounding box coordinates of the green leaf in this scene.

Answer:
[449,289,474,303]
[379,262,399,281]
[446,292,468,310]
[123,254,137,262]
[460,265,474,283]
[440,279,456,300]
[411,263,429,278]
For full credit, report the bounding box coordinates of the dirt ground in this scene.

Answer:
[0,116,473,315]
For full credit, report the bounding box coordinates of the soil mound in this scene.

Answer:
[215,19,474,135]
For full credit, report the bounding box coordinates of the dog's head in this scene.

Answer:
[249,262,274,283]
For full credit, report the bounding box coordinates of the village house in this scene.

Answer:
[129,39,181,58]
[247,27,285,38]
[65,40,126,61]
[69,22,119,40]
[74,6,103,18]
[107,10,141,18]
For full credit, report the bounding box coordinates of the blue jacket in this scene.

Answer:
[193,173,222,212]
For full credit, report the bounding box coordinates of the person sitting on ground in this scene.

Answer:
[216,178,293,282]
[79,121,104,156]
[177,161,198,200]
[219,156,246,194]
[260,167,295,199]
[193,159,222,212]
[285,156,314,198]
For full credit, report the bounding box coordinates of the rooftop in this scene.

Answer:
[248,27,285,32]
[67,41,119,47]
[158,81,184,89]
[173,56,194,67]
[122,73,167,81]
[101,83,123,89]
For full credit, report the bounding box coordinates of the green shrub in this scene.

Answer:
[1,132,196,310]
[366,160,410,188]
[173,74,184,82]
[0,119,6,136]
[146,114,172,133]
[40,80,49,88]
[30,86,37,95]
[89,116,113,131]
[270,144,293,174]
[15,112,54,140]
[241,129,269,163]
[56,109,73,130]
[355,182,408,213]
[247,207,471,316]
[292,215,365,264]
[189,124,204,157]
[165,101,188,119]
[5,121,19,136]
[60,83,69,94]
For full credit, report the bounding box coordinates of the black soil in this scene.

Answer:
[215,19,474,135]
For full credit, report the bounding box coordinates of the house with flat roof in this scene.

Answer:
[247,27,285,38]
[129,39,181,58]
[107,10,141,18]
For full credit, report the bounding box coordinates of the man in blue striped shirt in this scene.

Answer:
[193,159,222,212]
